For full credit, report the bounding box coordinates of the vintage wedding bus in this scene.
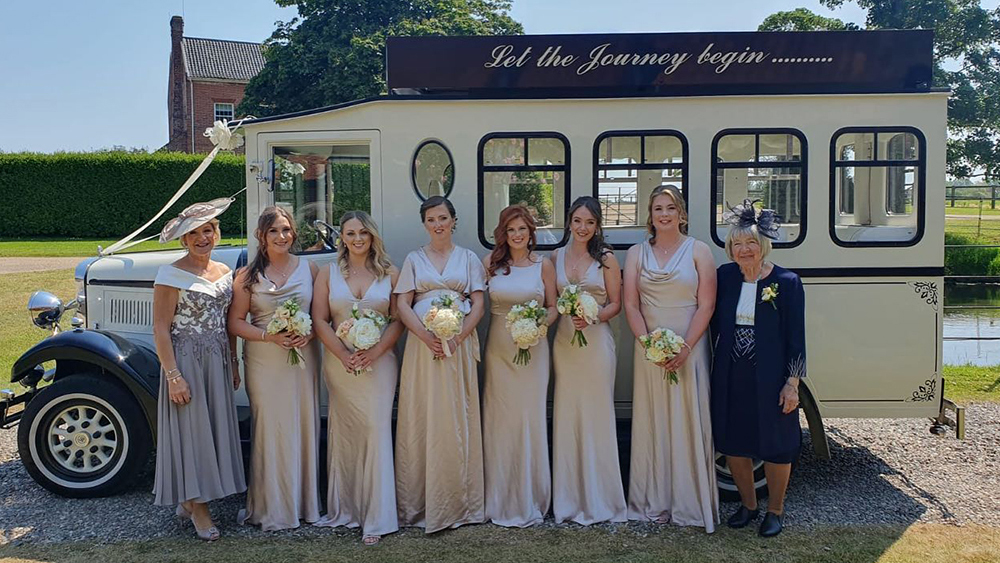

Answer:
[2,30,949,500]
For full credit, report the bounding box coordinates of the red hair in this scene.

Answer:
[488,205,537,277]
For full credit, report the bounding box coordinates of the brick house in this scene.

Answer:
[165,16,265,153]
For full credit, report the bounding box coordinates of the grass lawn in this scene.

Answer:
[942,364,1000,402]
[0,237,245,258]
[0,524,997,563]
[0,269,76,388]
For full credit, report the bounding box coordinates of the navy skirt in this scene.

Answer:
[715,327,799,464]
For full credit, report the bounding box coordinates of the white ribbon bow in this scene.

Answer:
[100,119,247,256]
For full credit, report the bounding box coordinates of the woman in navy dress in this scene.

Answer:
[710,200,806,538]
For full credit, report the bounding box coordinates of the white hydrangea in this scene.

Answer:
[510,318,544,350]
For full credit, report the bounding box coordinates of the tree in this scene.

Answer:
[240,0,523,117]
[761,1,1000,181]
[759,7,860,31]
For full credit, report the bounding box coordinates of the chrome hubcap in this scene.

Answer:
[48,405,119,473]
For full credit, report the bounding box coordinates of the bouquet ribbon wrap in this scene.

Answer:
[413,289,479,361]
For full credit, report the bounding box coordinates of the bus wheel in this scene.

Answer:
[715,453,766,503]
[17,374,152,498]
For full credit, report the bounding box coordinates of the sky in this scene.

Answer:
[0,0,876,153]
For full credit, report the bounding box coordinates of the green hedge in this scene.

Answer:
[945,232,1000,276]
[0,152,246,238]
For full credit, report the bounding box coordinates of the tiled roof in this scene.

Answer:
[182,37,265,82]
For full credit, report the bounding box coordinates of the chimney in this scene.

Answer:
[167,16,188,152]
[171,15,183,44]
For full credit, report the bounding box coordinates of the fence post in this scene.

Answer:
[978,197,983,239]
[993,185,997,210]
[950,186,956,207]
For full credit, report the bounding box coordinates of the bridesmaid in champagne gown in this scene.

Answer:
[623,185,719,532]
[313,212,403,545]
[482,205,558,527]
[228,206,321,531]
[550,196,627,525]
[394,196,488,533]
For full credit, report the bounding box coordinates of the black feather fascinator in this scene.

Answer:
[722,199,781,240]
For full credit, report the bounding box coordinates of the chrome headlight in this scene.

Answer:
[28,291,65,331]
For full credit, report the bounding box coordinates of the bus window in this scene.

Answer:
[412,140,454,200]
[593,130,687,249]
[712,129,806,248]
[272,144,371,254]
[479,133,570,249]
[831,129,924,247]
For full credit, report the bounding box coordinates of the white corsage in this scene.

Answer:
[761,282,779,309]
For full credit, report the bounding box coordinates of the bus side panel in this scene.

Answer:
[805,278,942,418]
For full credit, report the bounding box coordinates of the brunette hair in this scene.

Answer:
[564,196,613,269]
[646,185,689,240]
[488,205,537,277]
[419,195,457,222]
[337,211,393,279]
[243,206,298,292]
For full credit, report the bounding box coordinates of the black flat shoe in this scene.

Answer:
[758,511,783,537]
[726,505,760,529]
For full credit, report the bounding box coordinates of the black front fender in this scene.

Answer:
[12,329,160,434]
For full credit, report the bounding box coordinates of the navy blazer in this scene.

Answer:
[710,262,806,459]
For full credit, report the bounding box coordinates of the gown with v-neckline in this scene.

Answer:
[315,264,399,537]
[392,245,488,533]
[551,248,627,525]
[626,238,719,531]
[239,257,321,531]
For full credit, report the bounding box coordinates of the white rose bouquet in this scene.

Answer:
[266,296,312,366]
[638,327,686,384]
[335,304,391,375]
[505,299,548,366]
[422,291,464,358]
[556,284,600,347]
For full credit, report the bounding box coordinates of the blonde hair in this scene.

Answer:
[646,185,688,240]
[179,218,221,249]
[337,211,392,279]
[725,224,773,262]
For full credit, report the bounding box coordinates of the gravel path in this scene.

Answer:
[0,257,85,274]
[1,403,997,545]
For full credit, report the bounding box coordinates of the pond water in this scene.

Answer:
[944,283,1000,366]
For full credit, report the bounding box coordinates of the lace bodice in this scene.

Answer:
[154,265,233,339]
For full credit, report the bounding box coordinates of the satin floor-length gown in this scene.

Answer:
[482,260,551,527]
[551,249,627,525]
[239,259,322,531]
[394,246,487,533]
[153,266,246,506]
[627,238,719,532]
[315,264,399,537]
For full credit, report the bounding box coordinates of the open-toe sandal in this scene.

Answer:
[191,516,221,542]
[362,535,381,546]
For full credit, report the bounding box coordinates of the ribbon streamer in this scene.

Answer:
[100,119,246,256]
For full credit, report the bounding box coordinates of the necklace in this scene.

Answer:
[269,259,295,284]
[652,235,684,263]
[426,244,454,259]
[566,246,591,281]
[742,261,770,283]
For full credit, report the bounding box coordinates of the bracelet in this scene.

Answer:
[164,367,180,378]
[260,328,266,342]
[167,373,183,383]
